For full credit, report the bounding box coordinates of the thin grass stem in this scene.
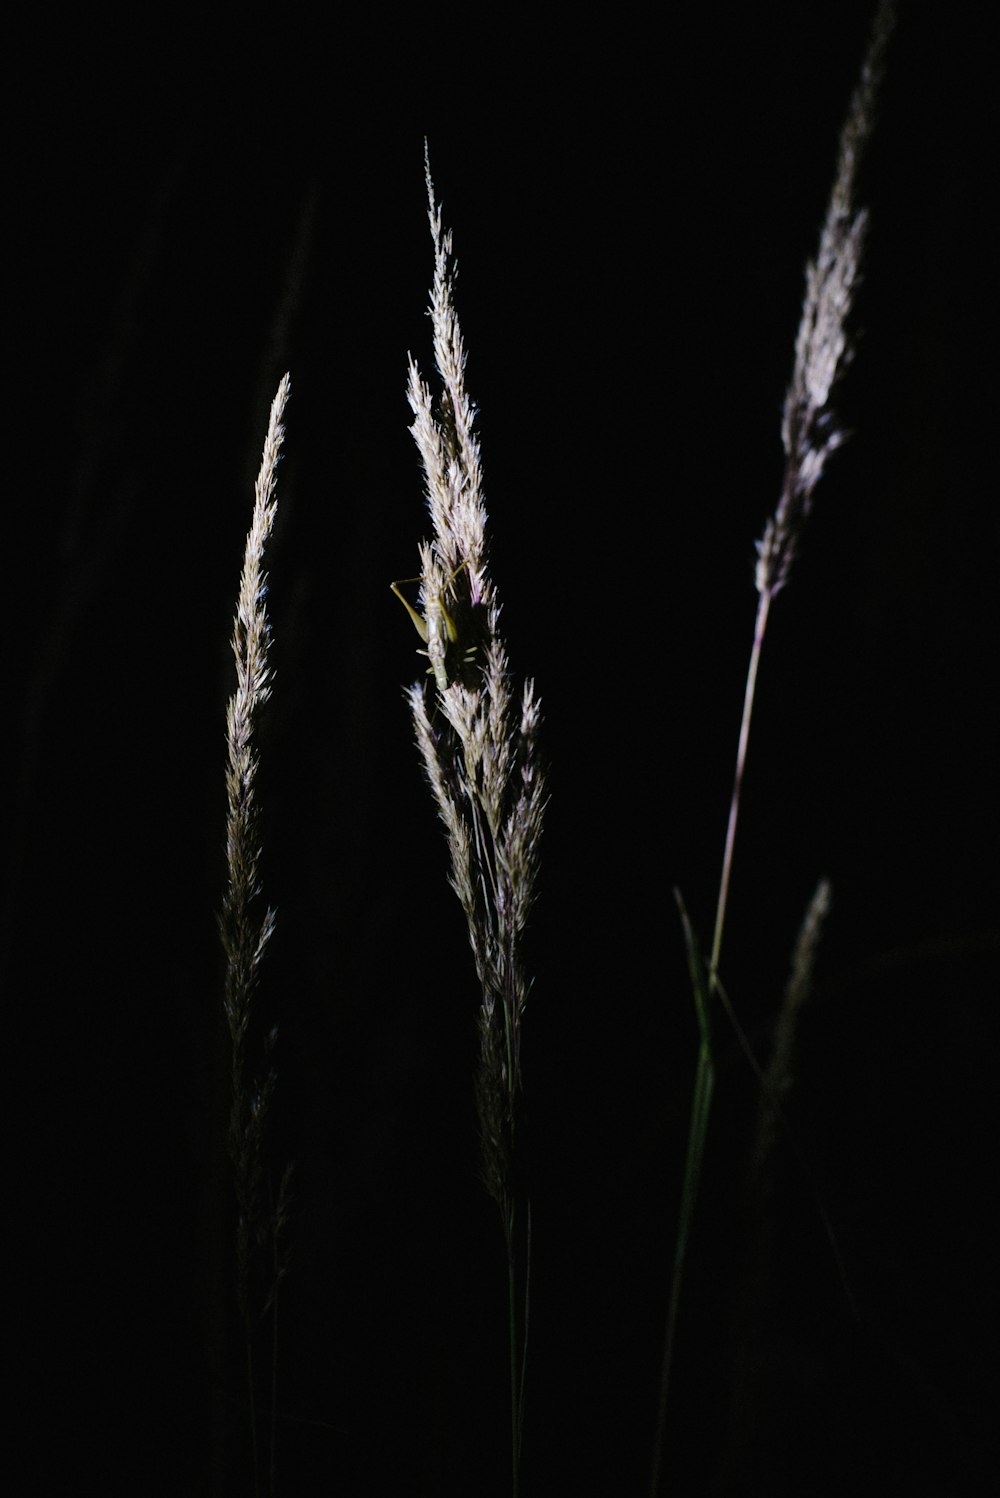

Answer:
[710,590,771,983]
[246,1333,260,1498]
[649,892,714,1496]
[507,1218,520,1498]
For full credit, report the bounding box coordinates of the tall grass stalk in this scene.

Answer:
[401,152,546,1497]
[219,372,291,1496]
[650,5,895,1489]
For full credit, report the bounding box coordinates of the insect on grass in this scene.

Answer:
[390,558,473,690]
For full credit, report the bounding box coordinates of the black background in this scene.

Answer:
[7,5,996,1493]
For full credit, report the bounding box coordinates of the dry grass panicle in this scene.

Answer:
[403,158,546,1214]
[219,372,291,1494]
[756,0,895,600]
[400,152,545,1492]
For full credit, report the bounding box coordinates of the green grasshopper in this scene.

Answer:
[390,559,470,690]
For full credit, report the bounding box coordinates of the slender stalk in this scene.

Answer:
[269,1207,280,1497]
[507,1215,520,1498]
[649,1057,714,1491]
[649,893,713,1498]
[246,1332,260,1498]
[651,596,770,1494]
[710,590,771,982]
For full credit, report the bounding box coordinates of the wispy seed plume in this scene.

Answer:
[401,155,544,1491]
[220,371,290,1320]
[756,0,895,599]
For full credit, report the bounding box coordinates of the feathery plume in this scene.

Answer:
[714,0,895,978]
[400,152,545,1492]
[403,155,545,1215]
[220,372,289,1317]
[756,0,895,599]
[219,375,290,1498]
